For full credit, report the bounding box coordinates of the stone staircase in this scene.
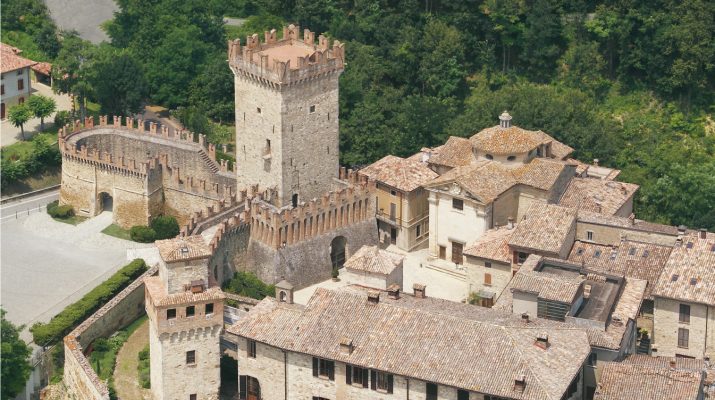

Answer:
[636,337,651,354]
[198,149,220,173]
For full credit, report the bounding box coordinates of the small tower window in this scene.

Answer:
[256,107,261,114]
[186,305,195,317]
[186,350,196,364]
[205,303,214,315]
[266,139,271,151]
[507,155,516,161]
[310,105,316,113]
[485,154,493,160]
[167,308,176,319]
[292,194,298,208]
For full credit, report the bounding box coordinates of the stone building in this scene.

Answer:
[463,224,517,306]
[145,236,226,400]
[1,43,36,120]
[358,155,437,250]
[227,286,591,400]
[340,245,404,290]
[228,25,344,207]
[652,230,715,359]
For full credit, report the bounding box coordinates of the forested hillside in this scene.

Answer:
[2,0,714,229]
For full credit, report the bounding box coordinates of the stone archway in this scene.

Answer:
[99,192,113,212]
[330,236,347,269]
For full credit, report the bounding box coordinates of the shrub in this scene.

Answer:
[138,344,150,389]
[150,216,179,240]
[222,271,275,300]
[130,226,156,243]
[92,338,109,352]
[48,204,74,219]
[30,259,147,346]
[54,110,71,128]
[46,200,59,213]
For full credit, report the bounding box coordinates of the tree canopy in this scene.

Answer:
[1,309,32,399]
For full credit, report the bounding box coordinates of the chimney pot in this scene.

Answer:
[535,333,549,349]
[340,337,354,354]
[387,284,400,300]
[499,111,512,128]
[514,374,526,392]
[700,228,707,240]
[669,360,677,370]
[413,283,426,298]
[521,312,529,322]
[508,217,515,229]
[367,290,380,304]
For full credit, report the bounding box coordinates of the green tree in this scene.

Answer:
[188,54,234,123]
[520,0,565,82]
[86,45,145,116]
[26,95,57,131]
[52,33,94,120]
[1,309,32,399]
[7,103,33,140]
[418,19,467,99]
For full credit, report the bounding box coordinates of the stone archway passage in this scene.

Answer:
[99,192,113,212]
[330,236,347,269]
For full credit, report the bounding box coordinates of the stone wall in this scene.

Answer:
[63,265,157,400]
[653,297,715,359]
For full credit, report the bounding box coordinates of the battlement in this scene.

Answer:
[228,24,345,87]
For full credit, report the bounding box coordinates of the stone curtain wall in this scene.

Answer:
[58,117,237,228]
[63,266,158,400]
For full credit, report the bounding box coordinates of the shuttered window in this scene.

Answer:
[370,370,393,393]
[312,357,334,380]
[346,365,369,388]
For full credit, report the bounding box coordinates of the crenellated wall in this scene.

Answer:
[63,265,158,400]
[58,116,237,228]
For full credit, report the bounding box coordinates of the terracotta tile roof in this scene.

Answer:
[230,288,590,400]
[470,125,545,155]
[509,203,577,255]
[577,210,680,236]
[427,136,474,168]
[595,360,704,400]
[358,155,438,192]
[510,268,584,303]
[567,240,672,299]
[156,235,212,262]
[542,133,574,160]
[425,161,517,204]
[652,231,715,306]
[31,61,52,75]
[0,43,36,73]
[512,158,571,191]
[144,276,225,307]
[464,225,516,263]
[559,178,639,216]
[622,354,708,371]
[343,245,404,275]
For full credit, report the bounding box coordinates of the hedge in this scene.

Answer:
[0,136,61,189]
[130,226,156,243]
[47,201,74,219]
[30,259,148,346]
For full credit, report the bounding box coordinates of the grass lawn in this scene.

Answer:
[1,130,58,162]
[53,214,88,226]
[102,224,132,240]
[89,315,148,381]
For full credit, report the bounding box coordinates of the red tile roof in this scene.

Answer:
[0,43,36,73]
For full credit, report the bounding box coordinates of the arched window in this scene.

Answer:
[507,155,516,161]
[239,376,261,400]
[485,154,493,160]
[279,291,287,302]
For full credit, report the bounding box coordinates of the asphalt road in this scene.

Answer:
[0,190,59,222]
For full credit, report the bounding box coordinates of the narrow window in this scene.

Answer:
[247,339,256,358]
[205,303,214,315]
[587,231,594,241]
[309,105,316,113]
[452,241,464,265]
[426,382,438,400]
[292,194,298,208]
[346,365,368,388]
[678,328,689,348]
[485,262,492,268]
[1,84,4,95]
[517,252,528,264]
[327,112,330,121]
[17,69,22,76]
[485,154,493,160]
[679,304,691,324]
[416,224,421,237]
[186,350,196,364]
[265,139,271,152]
[439,246,446,260]
[458,390,469,400]
[186,305,195,317]
[507,155,516,161]
[17,79,24,91]
[167,308,176,319]
[327,145,330,154]
[370,370,393,393]
[256,107,261,114]
[189,394,197,400]
[452,198,464,210]
[312,357,334,380]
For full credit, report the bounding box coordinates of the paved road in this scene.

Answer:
[0,191,152,343]
[0,190,58,221]
[44,0,117,43]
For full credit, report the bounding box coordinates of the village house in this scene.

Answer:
[0,43,36,120]
[358,155,437,250]
[652,230,715,359]
[339,245,404,290]
[463,224,517,307]
[595,354,708,400]
[227,285,591,400]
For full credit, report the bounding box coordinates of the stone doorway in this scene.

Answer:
[99,192,113,212]
[330,236,347,269]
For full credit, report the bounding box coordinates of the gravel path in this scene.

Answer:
[114,320,150,400]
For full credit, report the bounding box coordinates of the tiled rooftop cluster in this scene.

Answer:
[0,43,36,73]
[559,177,639,215]
[509,203,577,255]
[343,245,404,275]
[358,155,438,192]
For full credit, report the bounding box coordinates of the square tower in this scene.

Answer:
[145,236,225,400]
[229,25,345,207]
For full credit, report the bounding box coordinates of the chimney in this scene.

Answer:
[594,200,602,214]
[413,284,426,298]
[507,217,515,229]
[700,228,707,240]
[514,374,526,393]
[593,159,599,167]
[387,284,400,300]
[678,225,688,235]
[669,360,677,370]
[367,290,380,304]
[521,312,529,323]
[499,111,512,128]
[339,337,354,354]
[583,284,592,299]
[534,333,549,350]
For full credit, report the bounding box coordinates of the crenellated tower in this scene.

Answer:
[228,24,345,208]
[145,236,225,400]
